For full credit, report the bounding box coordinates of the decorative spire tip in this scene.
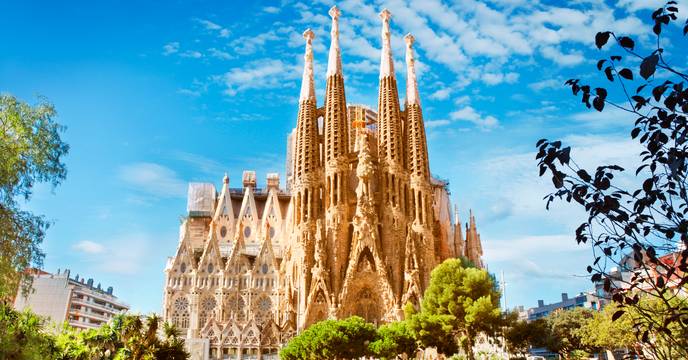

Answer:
[303,28,314,42]
[380,8,391,21]
[329,5,340,19]
[405,33,415,45]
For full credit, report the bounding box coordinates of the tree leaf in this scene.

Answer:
[597,59,606,70]
[618,36,635,50]
[640,54,659,80]
[593,96,605,112]
[619,68,633,80]
[631,127,641,139]
[604,67,614,82]
[595,31,611,49]
[612,310,625,321]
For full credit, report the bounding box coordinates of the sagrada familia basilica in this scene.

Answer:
[162,6,485,360]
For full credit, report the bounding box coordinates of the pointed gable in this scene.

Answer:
[261,186,283,246]
[253,234,278,281]
[197,227,223,288]
[237,184,260,250]
[168,221,197,288]
[213,174,235,245]
[225,230,249,275]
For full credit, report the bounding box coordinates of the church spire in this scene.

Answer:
[300,29,316,102]
[323,5,351,301]
[326,6,342,77]
[323,5,349,170]
[379,9,394,79]
[376,9,403,168]
[293,28,319,184]
[405,33,430,181]
[404,34,419,106]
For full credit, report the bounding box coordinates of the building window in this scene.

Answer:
[172,297,190,329]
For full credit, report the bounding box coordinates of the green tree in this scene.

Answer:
[54,313,188,360]
[578,303,636,352]
[0,303,57,359]
[0,94,69,301]
[408,258,501,359]
[504,317,548,355]
[280,316,377,360]
[369,320,417,359]
[545,307,596,359]
[626,293,688,360]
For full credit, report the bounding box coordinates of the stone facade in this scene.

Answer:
[162,6,484,360]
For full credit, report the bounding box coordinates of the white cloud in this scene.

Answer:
[529,78,562,91]
[481,72,519,85]
[450,106,499,130]
[162,42,179,55]
[208,48,233,60]
[453,95,470,106]
[118,162,186,198]
[570,107,634,129]
[73,240,105,254]
[540,46,584,67]
[263,6,281,14]
[177,88,201,97]
[231,31,280,55]
[194,18,230,38]
[179,50,203,59]
[429,87,451,100]
[425,119,450,128]
[220,59,299,96]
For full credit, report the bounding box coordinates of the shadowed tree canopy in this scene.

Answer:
[0,94,69,301]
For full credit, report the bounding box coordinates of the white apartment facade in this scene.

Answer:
[14,268,129,330]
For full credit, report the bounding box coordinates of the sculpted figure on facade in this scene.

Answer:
[162,6,485,359]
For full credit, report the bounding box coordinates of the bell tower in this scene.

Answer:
[376,9,408,302]
[289,28,322,329]
[323,5,351,305]
[404,34,436,289]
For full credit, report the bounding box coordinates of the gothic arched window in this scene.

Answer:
[199,296,216,327]
[172,297,190,329]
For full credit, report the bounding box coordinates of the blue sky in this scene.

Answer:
[2,0,687,313]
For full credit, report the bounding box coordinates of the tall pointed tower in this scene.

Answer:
[323,5,350,306]
[376,9,407,301]
[465,210,484,269]
[286,28,322,329]
[403,34,436,290]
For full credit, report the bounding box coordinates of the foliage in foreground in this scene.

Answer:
[279,316,377,360]
[280,258,501,360]
[409,258,502,359]
[503,292,688,359]
[0,302,187,360]
[536,2,688,358]
[0,93,69,301]
[0,304,57,359]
